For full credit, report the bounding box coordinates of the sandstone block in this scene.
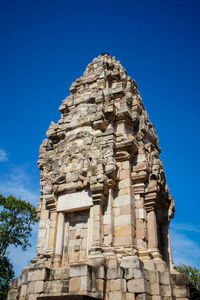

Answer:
[173,298,189,300]
[28,267,49,282]
[136,219,146,239]
[155,261,167,272]
[109,279,126,292]
[115,195,131,207]
[122,161,130,170]
[96,279,104,291]
[143,260,156,271]
[27,281,35,294]
[69,277,81,292]
[80,275,92,291]
[150,282,161,295]
[114,234,132,246]
[107,259,123,279]
[69,264,92,277]
[39,220,46,229]
[143,269,150,281]
[135,200,143,208]
[119,169,130,180]
[48,228,56,248]
[20,285,27,297]
[104,234,112,245]
[115,224,132,237]
[127,279,148,293]
[104,214,112,224]
[171,273,189,285]
[38,228,46,238]
[161,285,171,297]
[172,285,189,297]
[120,256,142,269]
[104,224,112,235]
[125,292,135,300]
[60,279,69,293]
[19,268,29,285]
[120,205,132,215]
[159,272,170,285]
[96,265,105,279]
[34,280,44,294]
[40,210,49,220]
[134,269,143,279]
[118,188,130,196]
[119,178,131,189]
[124,268,134,280]
[149,271,160,283]
[115,215,131,226]
[109,292,125,300]
[54,267,69,280]
[50,211,57,220]
[43,280,63,294]
[29,294,39,300]
[136,239,146,249]
[152,296,162,300]
[135,293,150,300]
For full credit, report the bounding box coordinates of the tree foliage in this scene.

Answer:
[0,256,14,299]
[0,194,38,299]
[176,264,200,289]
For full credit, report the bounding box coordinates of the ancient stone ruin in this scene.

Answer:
[8,54,199,300]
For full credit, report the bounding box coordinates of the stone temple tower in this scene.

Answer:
[8,54,197,300]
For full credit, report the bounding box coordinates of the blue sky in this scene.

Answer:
[0,0,200,276]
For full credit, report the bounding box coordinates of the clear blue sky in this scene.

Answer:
[0,0,200,276]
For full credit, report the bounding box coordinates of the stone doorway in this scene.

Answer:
[62,210,90,264]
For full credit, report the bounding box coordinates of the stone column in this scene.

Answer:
[54,212,65,266]
[89,183,107,255]
[146,208,165,271]
[103,181,115,254]
[133,183,147,251]
[114,155,135,253]
[160,223,170,266]
[147,210,158,250]
[168,226,175,271]
[92,199,102,252]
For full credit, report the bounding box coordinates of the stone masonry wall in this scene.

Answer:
[8,53,198,300]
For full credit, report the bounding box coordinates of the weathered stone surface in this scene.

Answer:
[34,281,44,294]
[8,53,197,300]
[69,277,81,292]
[120,256,142,269]
[109,279,126,292]
[127,279,148,293]
[69,264,92,278]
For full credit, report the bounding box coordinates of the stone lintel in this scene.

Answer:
[57,190,93,212]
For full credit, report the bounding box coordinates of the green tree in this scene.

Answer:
[176,264,200,289]
[0,194,38,299]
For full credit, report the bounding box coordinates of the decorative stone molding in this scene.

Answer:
[8,53,196,300]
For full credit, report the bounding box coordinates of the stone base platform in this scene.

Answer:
[8,255,195,300]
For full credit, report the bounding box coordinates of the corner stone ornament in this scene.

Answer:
[8,54,199,300]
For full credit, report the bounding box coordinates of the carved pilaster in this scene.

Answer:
[89,183,108,255]
[54,212,65,267]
